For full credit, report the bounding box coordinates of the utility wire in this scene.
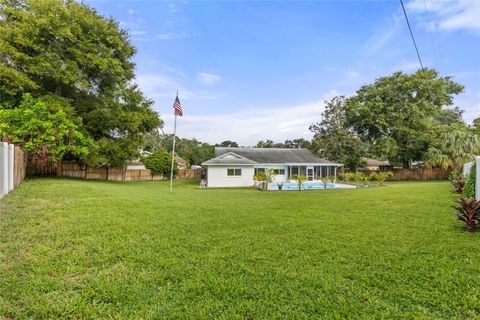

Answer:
[400,0,424,70]
[399,0,434,105]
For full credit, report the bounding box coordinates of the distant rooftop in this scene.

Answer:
[363,158,390,166]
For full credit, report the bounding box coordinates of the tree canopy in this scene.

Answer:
[345,69,464,167]
[216,140,239,147]
[0,93,94,161]
[143,132,214,166]
[310,96,367,170]
[425,126,480,170]
[143,150,177,177]
[0,0,162,166]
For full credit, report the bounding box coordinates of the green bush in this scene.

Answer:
[143,151,178,177]
[464,163,476,198]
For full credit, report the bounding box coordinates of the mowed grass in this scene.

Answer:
[1,178,479,319]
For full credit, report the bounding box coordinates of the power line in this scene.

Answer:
[400,0,424,70]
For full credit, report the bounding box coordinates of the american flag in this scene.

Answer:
[173,95,183,117]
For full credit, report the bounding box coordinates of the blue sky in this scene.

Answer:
[88,0,480,145]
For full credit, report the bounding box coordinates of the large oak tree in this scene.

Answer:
[345,69,463,167]
[0,0,162,166]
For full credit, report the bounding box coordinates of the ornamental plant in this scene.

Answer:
[254,172,267,190]
[454,197,480,232]
[263,168,277,191]
[340,172,355,183]
[292,174,307,191]
[353,172,368,187]
[370,171,393,186]
[451,175,466,194]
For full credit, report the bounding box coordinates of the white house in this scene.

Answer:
[202,147,343,188]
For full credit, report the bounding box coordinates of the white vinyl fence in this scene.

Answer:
[463,156,480,200]
[0,142,15,198]
[476,156,480,200]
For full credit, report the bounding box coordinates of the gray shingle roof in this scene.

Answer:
[204,147,341,165]
[202,151,258,166]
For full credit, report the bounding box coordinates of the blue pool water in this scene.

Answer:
[262,182,356,191]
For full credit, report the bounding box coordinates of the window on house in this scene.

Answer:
[291,166,299,176]
[273,169,285,175]
[227,168,242,176]
[254,168,265,175]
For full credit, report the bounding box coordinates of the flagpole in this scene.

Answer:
[170,113,177,192]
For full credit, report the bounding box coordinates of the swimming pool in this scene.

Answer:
[262,182,356,191]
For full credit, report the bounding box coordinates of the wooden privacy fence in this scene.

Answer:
[56,161,202,181]
[362,167,451,181]
[26,158,56,176]
[0,142,25,198]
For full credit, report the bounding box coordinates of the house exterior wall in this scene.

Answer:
[207,165,255,188]
[205,164,340,187]
[254,165,288,183]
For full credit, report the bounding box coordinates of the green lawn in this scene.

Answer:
[1,178,479,319]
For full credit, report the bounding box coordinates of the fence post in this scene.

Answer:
[0,142,8,197]
[7,144,14,192]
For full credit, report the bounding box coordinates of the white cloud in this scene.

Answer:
[156,33,173,40]
[362,13,402,54]
[155,32,186,40]
[453,88,480,124]
[130,30,147,36]
[169,3,177,13]
[161,90,340,145]
[345,70,361,79]
[395,60,422,72]
[128,9,137,15]
[136,73,221,102]
[133,33,187,42]
[196,72,221,85]
[407,0,480,32]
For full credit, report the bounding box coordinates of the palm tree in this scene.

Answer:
[253,172,267,190]
[425,128,480,170]
[340,172,355,183]
[254,168,277,191]
[353,172,366,187]
[292,174,307,191]
[263,168,276,191]
[370,171,393,186]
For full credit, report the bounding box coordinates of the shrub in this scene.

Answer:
[353,172,368,186]
[143,151,177,177]
[451,175,466,194]
[464,163,476,198]
[454,197,480,232]
[340,172,354,182]
[253,172,266,186]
